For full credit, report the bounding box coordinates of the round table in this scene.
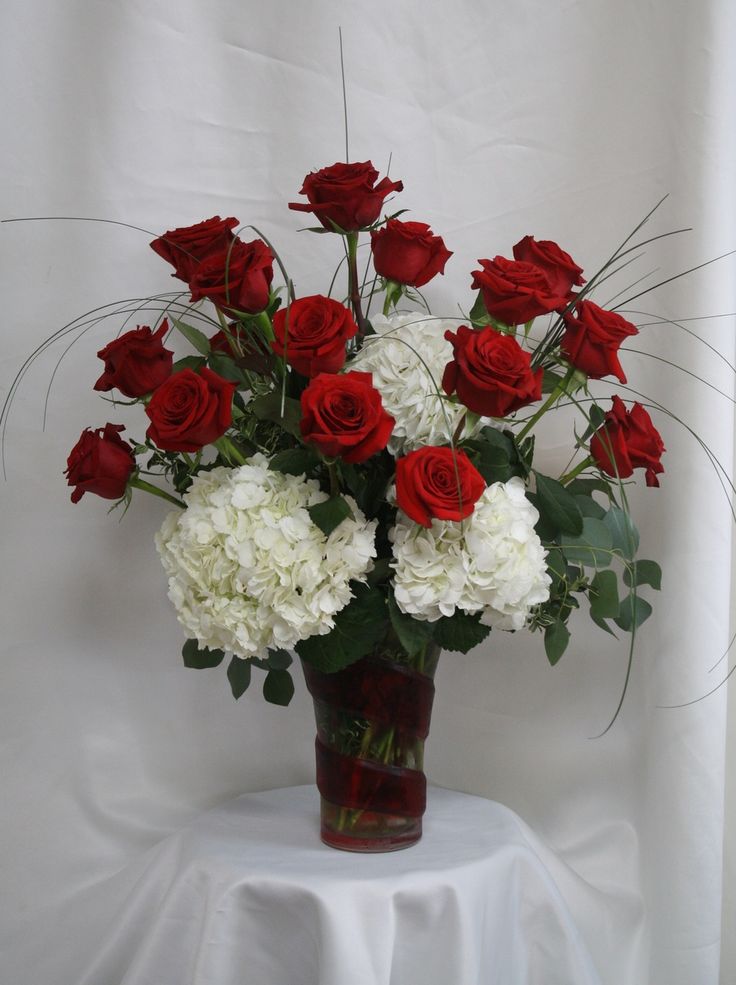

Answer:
[77,785,601,985]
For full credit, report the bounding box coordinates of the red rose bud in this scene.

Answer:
[189,238,274,315]
[590,395,665,487]
[396,446,486,527]
[561,300,638,383]
[471,256,569,326]
[145,367,236,452]
[512,236,585,297]
[150,216,239,282]
[442,325,543,418]
[272,295,358,377]
[300,371,394,464]
[94,321,173,398]
[289,161,403,232]
[65,423,135,504]
[370,219,452,288]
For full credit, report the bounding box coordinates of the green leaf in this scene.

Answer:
[173,318,211,355]
[560,517,613,568]
[270,447,320,477]
[308,495,354,536]
[249,392,302,437]
[614,594,653,632]
[226,656,252,698]
[266,648,293,670]
[431,610,491,654]
[623,559,662,591]
[208,351,248,385]
[580,404,606,442]
[534,472,584,536]
[566,477,615,499]
[542,369,566,394]
[262,668,295,706]
[604,505,640,560]
[182,639,225,669]
[296,584,388,672]
[172,355,207,374]
[366,557,392,587]
[545,549,568,590]
[544,619,570,665]
[590,569,620,619]
[469,291,492,326]
[591,612,618,637]
[388,593,434,656]
[465,427,524,484]
[574,494,606,519]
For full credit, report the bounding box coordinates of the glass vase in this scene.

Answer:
[301,634,440,852]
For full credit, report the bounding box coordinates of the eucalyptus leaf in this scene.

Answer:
[182,639,225,669]
[226,656,252,699]
[604,505,640,560]
[534,472,584,537]
[614,594,653,632]
[590,569,620,619]
[266,649,293,670]
[544,620,570,665]
[574,494,606,520]
[560,517,614,568]
[263,668,295,706]
[623,559,662,591]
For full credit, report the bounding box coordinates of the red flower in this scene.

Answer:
[145,367,236,452]
[94,321,173,398]
[561,300,638,383]
[150,216,239,282]
[65,423,135,504]
[442,325,543,418]
[189,238,274,315]
[396,446,486,527]
[371,219,452,288]
[289,161,403,232]
[471,256,570,326]
[512,236,585,297]
[590,396,665,487]
[300,371,394,463]
[272,295,358,377]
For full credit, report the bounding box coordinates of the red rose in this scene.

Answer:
[442,325,543,418]
[94,321,173,398]
[150,216,239,282]
[561,300,638,383]
[471,256,569,326]
[289,161,404,232]
[65,423,135,504]
[189,238,274,315]
[512,236,585,297]
[272,296,358,377]
[370,219,452,288]
[145,367,236,452]
[396,446,486,527]
[300,371,394,463]
[590,396,665,487]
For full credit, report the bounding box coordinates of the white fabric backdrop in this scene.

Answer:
[2,1,735,982]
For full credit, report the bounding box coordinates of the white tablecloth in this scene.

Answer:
[76,785,601,985]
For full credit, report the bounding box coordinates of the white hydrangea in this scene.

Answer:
[349,312,480,455]
[155,455,377,659]
[391,476,550,630]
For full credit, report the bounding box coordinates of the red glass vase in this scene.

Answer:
[301,636,440,852]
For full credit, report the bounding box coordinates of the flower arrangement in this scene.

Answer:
[55,158,668,730]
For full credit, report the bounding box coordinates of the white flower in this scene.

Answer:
[155,455,377,660]
[391,476,550,630]
[349,312,481,455]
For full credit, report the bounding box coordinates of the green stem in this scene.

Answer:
[215,436,247,466]
[129,476,185,509]
[516,366,575,441]
[346,232,367,339]
[559,455,595,485]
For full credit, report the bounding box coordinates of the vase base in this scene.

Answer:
[319,798,422,852]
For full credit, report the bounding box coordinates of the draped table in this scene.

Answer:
[77,785,602,985]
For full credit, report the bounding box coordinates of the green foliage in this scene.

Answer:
[307,495,354,536]
[226,656,252,698]
[623,559,662,590]
[533,472,584,537]
[296,584,388,672]
[431,610,491,654]
[387,593,434,656]
[615,594,653,632]
[465,427,527,485]
[208,351,248,385]
[560,516,614,568]
[270,447,320,477]
[173,318,211,355]
[249,392,302,437]
[604,505,640,560]
[262,669,295,706]
[182,639,225,668]
[172,355,207,374]
[590,569,620,619]
[544,619,570,665]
